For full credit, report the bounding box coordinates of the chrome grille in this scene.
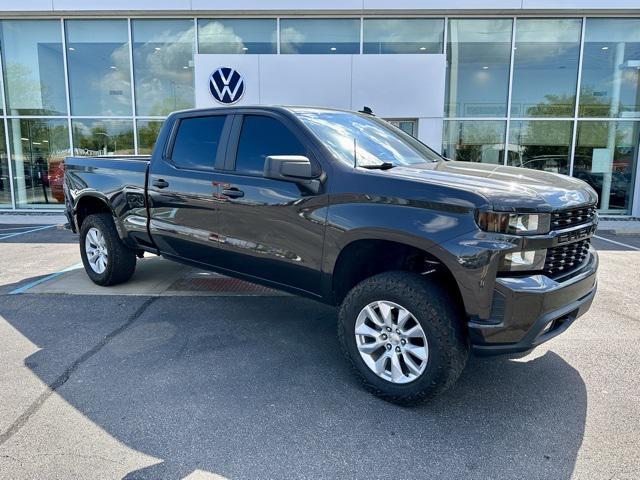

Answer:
[551,205,597,230]
[544,239,591,276]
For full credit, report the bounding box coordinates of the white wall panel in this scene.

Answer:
[0,0,52,11]
[417,118,443,151]
[363,0,523,10]
[522,0,639,8]
[192,0,363,10]
[52,0,191,10]
[351,55,445,119]
[259,56,352,109]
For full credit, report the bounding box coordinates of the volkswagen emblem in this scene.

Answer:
[209,67,245,105]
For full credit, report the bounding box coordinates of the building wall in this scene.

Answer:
[0,8,638,215]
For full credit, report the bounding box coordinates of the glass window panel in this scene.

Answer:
[442,120,506,164]
[72,119,134,156]
[0,121,9,207]
[363,19,443,54]
[171,115,226,171]
[574,121,639,214]
[236,116,306,175]
[511,19,581,117]
[280,19,360,54]
[136,120,164,155]
[198,19,276,54]
[387,119,417,137]
[65,20,132,116]
[507,120,573,174]
[0,20,67,115]
[445,19,512,118]
[132,20,194,116]
[580,19,640,118]
[8,119,70,208]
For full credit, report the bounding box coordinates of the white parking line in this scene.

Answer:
[593,234,640,251]
[9,263,83,295]
[0,225,43,232]
[0,224,57,240]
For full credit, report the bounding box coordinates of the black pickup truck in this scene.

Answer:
[64,106,599,404]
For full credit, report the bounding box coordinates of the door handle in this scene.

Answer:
[152,178,169,189]
[221,188,244,198]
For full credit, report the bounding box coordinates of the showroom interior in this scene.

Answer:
[0,6,638,216]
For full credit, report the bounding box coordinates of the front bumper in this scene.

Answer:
[470,248,598,355]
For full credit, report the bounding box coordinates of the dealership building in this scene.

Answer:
[0,1,639,215]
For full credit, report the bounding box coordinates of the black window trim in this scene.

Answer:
[164,112,232,173]
[223,110,321,178]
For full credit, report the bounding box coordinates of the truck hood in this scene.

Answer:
[386,161,598,212]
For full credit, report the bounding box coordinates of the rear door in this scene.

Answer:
[212,111,328,295]
[147,112,231,265]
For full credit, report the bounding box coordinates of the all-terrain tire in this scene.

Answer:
[79,213,136,286]
[338,271,469,405]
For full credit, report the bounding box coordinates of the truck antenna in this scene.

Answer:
[353,138,357,168]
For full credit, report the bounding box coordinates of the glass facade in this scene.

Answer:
[280,19,360,54]
[0,16,637,214]
[444,17,640,215]
[65,20,132,116]
[198,19,276,54]
[8,119,69,208]
[443,120,506,164]
[363,19,444,54]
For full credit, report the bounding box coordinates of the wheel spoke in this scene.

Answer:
[404,343,428,361]
[397,310,411,330]
[355,322,380,338]
[364,305,384,328]
[389,353,404,383]
[358,339,385,354]
[402,353,423,376]
[377,302,394,327]
[373,354,388,376]
[404,324,424,338]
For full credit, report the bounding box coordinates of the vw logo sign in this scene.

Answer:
[209,67,245,105]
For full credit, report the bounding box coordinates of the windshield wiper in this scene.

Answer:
[360,162,395,170]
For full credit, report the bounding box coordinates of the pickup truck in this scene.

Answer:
[64,106,599,405]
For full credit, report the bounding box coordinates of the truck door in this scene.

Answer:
[147,112,231,266]
[212,112,328,296]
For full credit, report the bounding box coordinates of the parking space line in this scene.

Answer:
[0,224,57,240]
[0,225,44,232]
[593,235,640,251]
[10,263,83,295]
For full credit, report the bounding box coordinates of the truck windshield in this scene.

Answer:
[293,108,442,168]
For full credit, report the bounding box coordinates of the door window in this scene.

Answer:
[235,115,307,175]
[170,115,226,170]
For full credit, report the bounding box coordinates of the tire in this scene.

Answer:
[79,213,136,286]
[338,271,469,405]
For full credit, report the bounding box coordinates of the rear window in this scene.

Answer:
[170,115,226,170]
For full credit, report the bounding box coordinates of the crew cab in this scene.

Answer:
[64,106,599,404]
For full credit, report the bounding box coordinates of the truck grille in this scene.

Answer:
[551,205,597,230]
[544,239,591,276]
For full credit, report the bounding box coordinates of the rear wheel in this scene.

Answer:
[338,271,469,405]
[79,213,136,286]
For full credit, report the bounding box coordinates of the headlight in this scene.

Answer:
[475,211,550,235]
[500,249,547,272]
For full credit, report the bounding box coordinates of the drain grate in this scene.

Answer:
[168,275,281,295]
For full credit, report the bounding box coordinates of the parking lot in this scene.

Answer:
[1,222,639,479]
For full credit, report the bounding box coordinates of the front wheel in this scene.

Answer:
[79,213,136,286]
[338,271,469,405]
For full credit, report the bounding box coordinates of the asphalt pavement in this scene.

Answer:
[0,222,639,479]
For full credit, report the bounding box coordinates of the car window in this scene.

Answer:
[171,115,226,170]
[235,115,307,176]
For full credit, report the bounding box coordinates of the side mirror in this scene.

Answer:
[264,155,323,194]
